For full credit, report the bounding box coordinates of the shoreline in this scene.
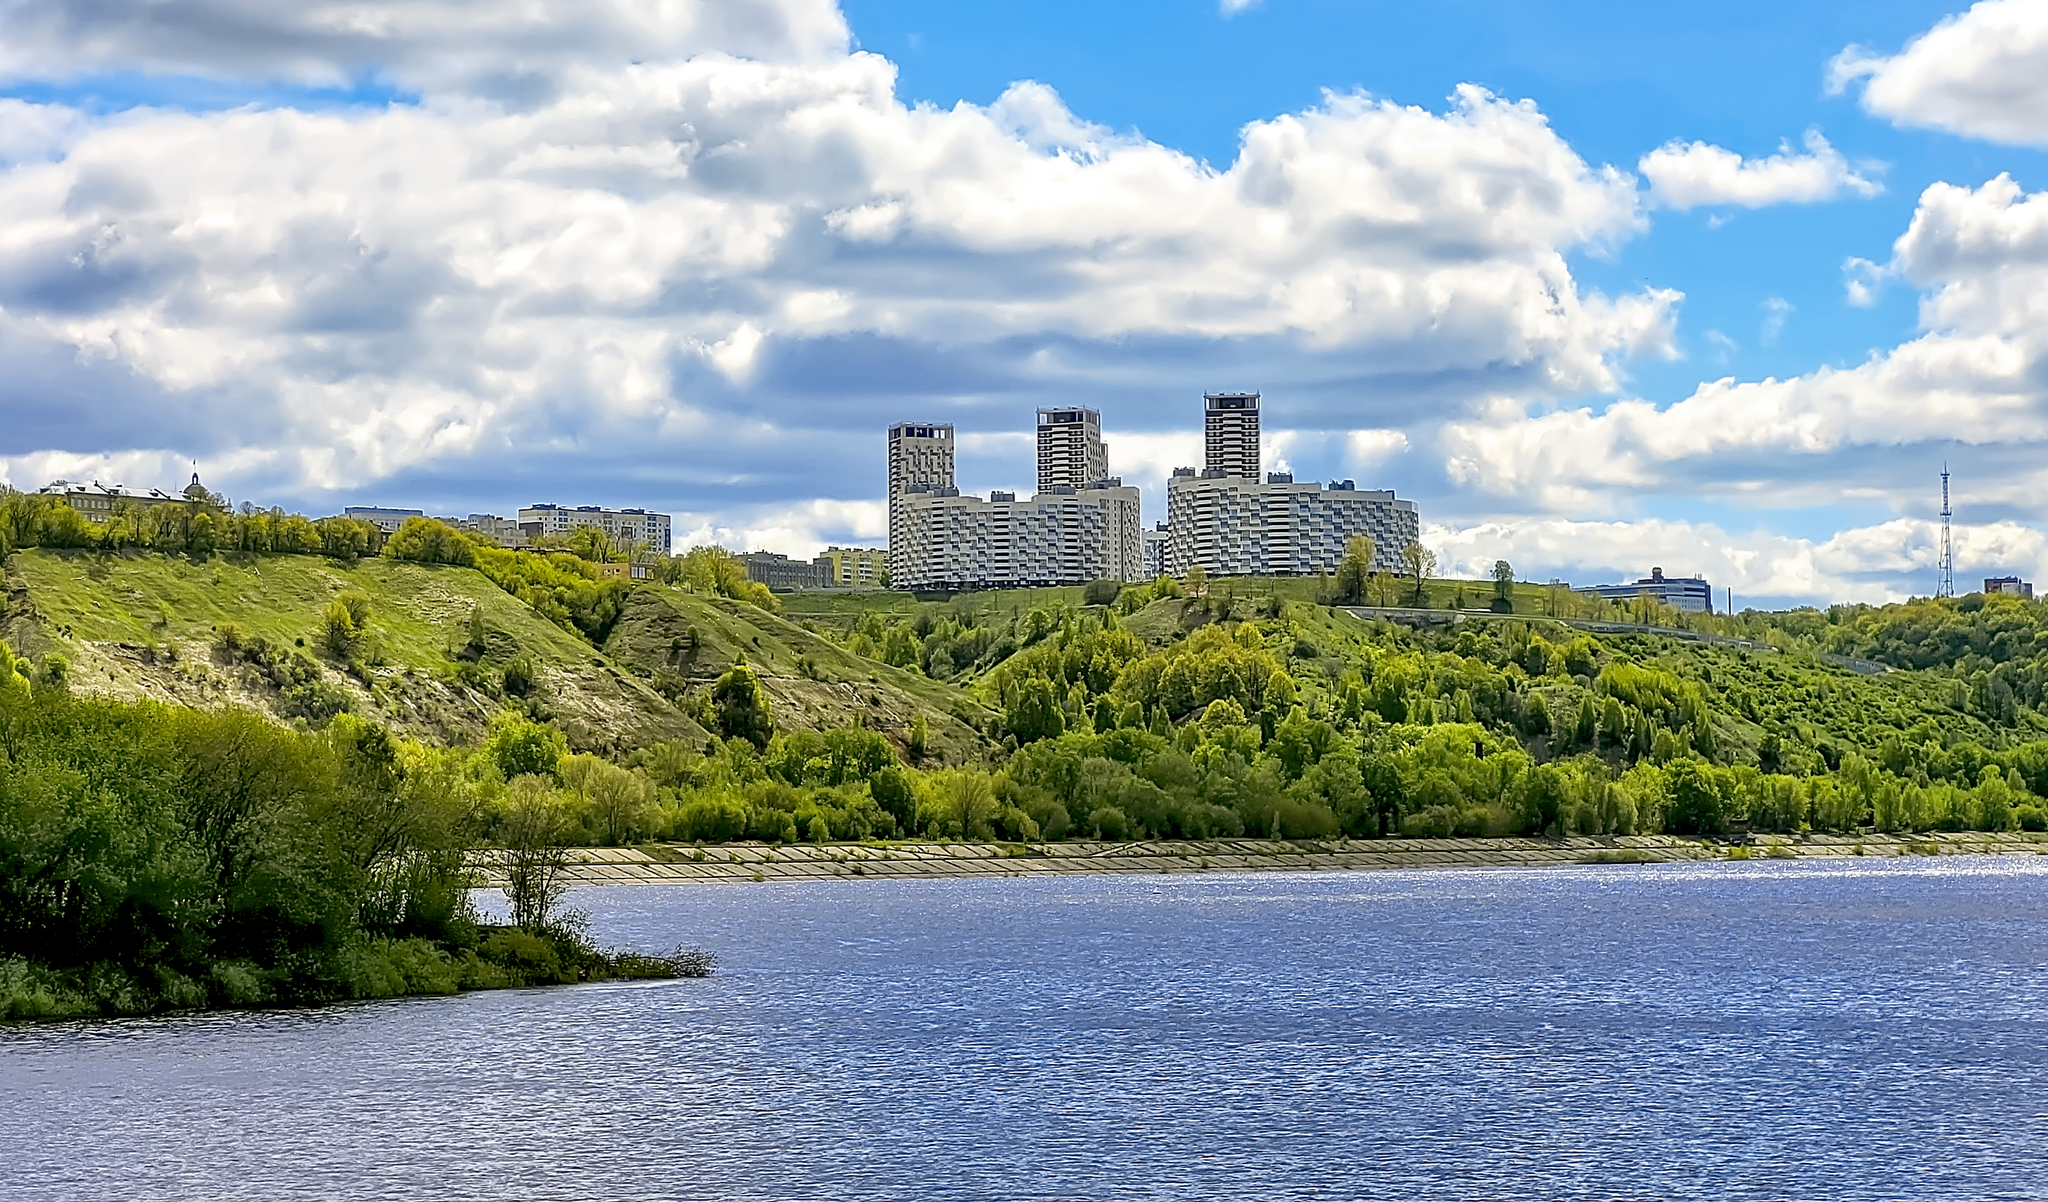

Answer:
[472,831,2048,887]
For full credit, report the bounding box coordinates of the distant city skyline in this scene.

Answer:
[4,1,2048,606]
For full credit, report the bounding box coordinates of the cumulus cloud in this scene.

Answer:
[1442,174,2048,513]
[1830,0,2048,148]
[1638,130,1880,210]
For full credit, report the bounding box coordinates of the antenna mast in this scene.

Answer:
[1937,464,1955,599]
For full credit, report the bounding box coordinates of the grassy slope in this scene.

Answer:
[2,548,708,751]
[603,586,996,762]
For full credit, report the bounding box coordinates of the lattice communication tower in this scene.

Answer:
[1937,464,1955,599]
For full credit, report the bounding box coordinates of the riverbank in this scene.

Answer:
[470,830,2048,887]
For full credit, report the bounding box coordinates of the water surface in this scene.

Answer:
[7,858,2048,1200]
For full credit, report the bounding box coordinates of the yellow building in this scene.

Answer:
[814,546,888,589]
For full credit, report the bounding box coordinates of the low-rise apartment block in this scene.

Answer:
[738,551,822,592]
[517,503,671,555]
[1575,567,1714,613]
[892,479,1142,590]
[1166,471,1417,577]
[815,546,888,589]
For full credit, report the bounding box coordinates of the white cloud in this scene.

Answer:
[1344,429,1410,472]
[1442,174,2048,513]
[1760,296,1792,346]
[1830,0,2048,148]
[1638,130,1880,210]
[1220,0,1264,14]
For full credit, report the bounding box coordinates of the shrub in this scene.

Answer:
[1087,805,1130,840]
[2016,803,2047,832]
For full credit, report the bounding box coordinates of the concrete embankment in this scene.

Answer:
[470,831,2048,887]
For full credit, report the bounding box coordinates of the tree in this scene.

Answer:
[562,754,657,846]
[320,589,376,661]
[383,517,477,566]
[1184,564,1208,598]
[1491,560,1514,613]
[173,707,329,914]
[712,660,775,750]
[1334,535,1375,605]
[1400,541,1438,606]
[485,712,567,781]
[1083,578,1121,606]
[1006,676,1066,744]
[500,775,573,932]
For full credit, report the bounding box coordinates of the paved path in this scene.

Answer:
[468,831,2048,887]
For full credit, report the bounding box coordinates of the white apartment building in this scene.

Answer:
[1203,392,1261,480]
[1037,407,1108,491]
[1142,522,1170,580]
[517,503,672,555]
[1167,471,1417,578]
[887,422,957,587]
[892,481,1143,590]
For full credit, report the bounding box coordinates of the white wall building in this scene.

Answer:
[517,503,671,554]
[1141,522,1170,580]
[892,481,1143,590]
[1166,471,1417,578]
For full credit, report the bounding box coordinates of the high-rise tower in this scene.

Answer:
[1204,392,1260,480]
[887,422,955,497]
[1036,407,1108,490]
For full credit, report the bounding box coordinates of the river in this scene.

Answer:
[6,857,2048,1199]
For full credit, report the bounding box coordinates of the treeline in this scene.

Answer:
[0,639,695,1021]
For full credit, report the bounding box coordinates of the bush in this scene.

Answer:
[1086,805,1130,839]
[2017,803,2047,832]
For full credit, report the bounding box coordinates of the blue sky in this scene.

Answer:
[4,0,2048,604]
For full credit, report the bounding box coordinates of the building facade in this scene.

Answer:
[887,422,957,587]
[342,506,426,534]
[1575,567,1714,613]
[738,551,822,592]
[1037,407,1108,491]
[1204,392,1261,480]
[517,503,672,555]
[815,546,888,589]
[1166,472,1417,578]
[892,480,1143,590]
[42,474,212,523]
[1141,522,1170,580]
[449,513,527,548]
[1985,575,2035,599]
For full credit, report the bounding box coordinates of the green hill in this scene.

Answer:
[602,585,995,762]
[2,548,708,752]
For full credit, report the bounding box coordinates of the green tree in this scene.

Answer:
[1007,676,1066,744]
[1333,535,1375,604]
[712,661,775,750]
[1401,541,1437,605]
[383,517,477,566]
[1491,560,1514,613]
[485,712,568,781]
